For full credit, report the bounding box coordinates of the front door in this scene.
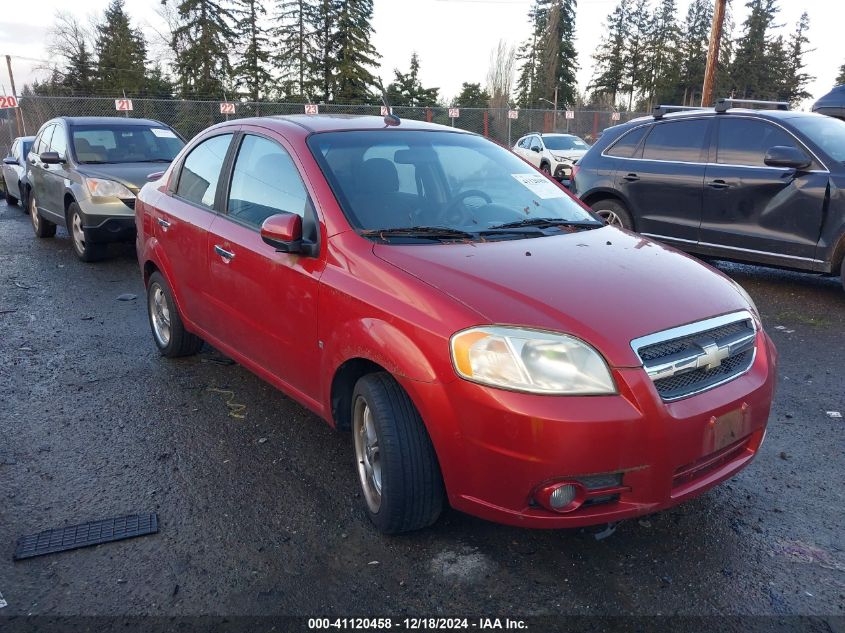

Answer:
[617,117,711,243]
[42,122,70,218]
[701,116,827,265]
[205,132,324,400]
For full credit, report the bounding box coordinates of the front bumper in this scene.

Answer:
[553,162,573,181]
[78,197,137,243]
[403,331,777,529]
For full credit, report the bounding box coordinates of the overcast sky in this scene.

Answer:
[0,0,841,109]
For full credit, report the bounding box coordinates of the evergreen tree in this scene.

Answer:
[514,34,538,107]
[234,0,272,101]
[621,0,650,110]
[675,0,712,105]
[313,0,336,101]
[64,40,97,95]
[273,0,318,100]
[782,12,813,105]
[44,13,95,95]
[143,63,176,97]
[642,0,681,108]
[171,0,237,98]
[454,82,491,108]
[588,0,629,106]
[333,0,380,103]
[386,53,439,107]
[95,0,147,94]
[838,63,845,85]
[729,0,779,99]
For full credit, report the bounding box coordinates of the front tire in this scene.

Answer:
[68,203,107,262]
[540,162,552,176]
[30,192,56,238]
[146,271,203,358]
[5,187,17,206]
[352,373,444,534]
[840,256,845,294]
[591,198,634,230]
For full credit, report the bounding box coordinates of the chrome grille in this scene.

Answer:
[631,311,757,402]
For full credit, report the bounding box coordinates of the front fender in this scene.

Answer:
[139,237,194,328]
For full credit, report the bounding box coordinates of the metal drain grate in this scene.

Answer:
[14,513,158,560]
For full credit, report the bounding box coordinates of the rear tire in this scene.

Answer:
[591,198,634,230]
[352,372,444,534]
[68,202,107,262]
[30,192,56,238]
[5,188,17,206]
[540,162,552,176]
[146,271,203,358]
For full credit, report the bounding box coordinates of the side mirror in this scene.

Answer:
[3,156,17,165]
[531,146,542,153]
[261,213,303,253]
[146,170,166,182]
[40,151,62,165]
[764,145,811,170]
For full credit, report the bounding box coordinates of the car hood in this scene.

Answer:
[77,162,172,192]
[552,149,588,161]
[373,226,753,367]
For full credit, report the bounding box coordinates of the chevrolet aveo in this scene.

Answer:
[135,115,777,534]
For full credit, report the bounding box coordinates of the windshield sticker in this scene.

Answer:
[151,128,177,138]
[511,173,565,199]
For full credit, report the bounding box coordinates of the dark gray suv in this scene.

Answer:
[572,101,845,290]
[27,117,184,261]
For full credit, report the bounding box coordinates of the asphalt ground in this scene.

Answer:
[0,198,843,626]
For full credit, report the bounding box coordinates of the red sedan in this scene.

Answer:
[135,115,777,533]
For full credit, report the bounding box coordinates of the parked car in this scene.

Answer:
[513,132,590,183]
[2,135,35,208]
[812,84,845,121]
[572,100,845,290]
[26,116,185,261]
[136,115,776,534]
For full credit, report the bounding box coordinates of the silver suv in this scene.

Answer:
[27,117,184,261]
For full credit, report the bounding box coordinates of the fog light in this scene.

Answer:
[549,484,577,509]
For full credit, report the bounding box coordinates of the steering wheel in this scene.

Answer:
[439,189,493,224]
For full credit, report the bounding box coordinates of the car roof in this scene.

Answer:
[53,116,172,127]
[626,107,816,126]
[239,114,469,134]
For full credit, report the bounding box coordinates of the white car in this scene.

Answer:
[513,133,590,183]
[2,135,35,208]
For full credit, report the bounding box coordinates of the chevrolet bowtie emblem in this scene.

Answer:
[694,338,731,371]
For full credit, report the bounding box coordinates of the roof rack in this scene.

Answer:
[652,105,707,119]
[714,98,789,113]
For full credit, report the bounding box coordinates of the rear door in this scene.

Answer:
[701,116,827,264]
[158,131,235,332]
[616,117,711,242]
[2,140,18,196]
[29,124,55,213]
[205,130,324,400]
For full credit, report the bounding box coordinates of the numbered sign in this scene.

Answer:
[565,110,575,120]
[219,102,236,115]
[115,98,134,112]
[448,108,460,119]
[0,95,19,109]
[304,104,319,115]
[610,111,621,121]
[508,110,518,120]
[380,105,391,116]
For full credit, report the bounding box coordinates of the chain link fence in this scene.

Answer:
[0,96,648,156]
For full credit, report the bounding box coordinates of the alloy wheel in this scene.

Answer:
[353,395,382,513]
[29,195,40,230]
[597,210,623,227]
[71,211,86,254]
[149,284,172,347]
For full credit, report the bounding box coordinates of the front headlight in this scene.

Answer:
[84,177,136,199]
[450,326,616,395]
[552,154,570,163]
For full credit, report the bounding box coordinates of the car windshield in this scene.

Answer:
[70,124,184,164]
[788,115,845,164]
[543,136,589,151]
[308,130,601,242]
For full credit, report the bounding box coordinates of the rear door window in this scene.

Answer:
[642,119,710,163]
[606,125,649,158]
[175,134,233,209]
[716,118,801,167]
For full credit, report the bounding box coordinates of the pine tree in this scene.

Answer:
[234,0,272,101]
[838,63,845,85]
[675,0,712,105]
[171,0,238,98]
[45,13,95,95]
[729,0,779,99]
[781,12,813,105]
[313,0,336,101]
[621,0,651,110]
[588,0,629,107]
[514,35,538,107]
[386,53,439,107]
[273,0,318,101]
[333,0,380,103]
[64,41,96,95]
[454,82,491,108]
[643,0,681,109]
[94,0,147,95]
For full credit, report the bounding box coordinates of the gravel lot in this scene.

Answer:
[0,198,843,620]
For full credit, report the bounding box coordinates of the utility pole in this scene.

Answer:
[701,0,727,107]
[5,55,23,137]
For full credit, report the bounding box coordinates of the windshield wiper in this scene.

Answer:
[360,226,476,241]
[489,217,601,230]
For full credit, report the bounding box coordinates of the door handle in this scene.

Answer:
[157,217,171,229]
[623,173,640,182]
[708,179,730,189]
[214,245,235,261]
